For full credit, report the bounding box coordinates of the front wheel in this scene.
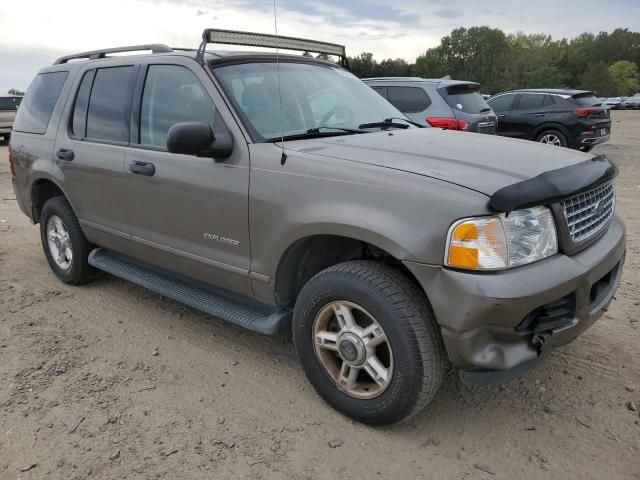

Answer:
[536,129,567,147]
[293,261,446,426]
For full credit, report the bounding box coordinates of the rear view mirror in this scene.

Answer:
[166,122,234,159]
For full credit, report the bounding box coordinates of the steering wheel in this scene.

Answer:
[320,105,355,126]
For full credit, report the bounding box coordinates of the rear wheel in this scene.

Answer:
[40,196,98,285]
[536,129,567,147]
[293,261,446,426]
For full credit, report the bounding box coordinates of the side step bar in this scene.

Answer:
[88,248,291,335]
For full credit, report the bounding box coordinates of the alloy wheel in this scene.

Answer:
[312,301,394,399]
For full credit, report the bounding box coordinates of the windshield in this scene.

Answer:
[214,62,406,141]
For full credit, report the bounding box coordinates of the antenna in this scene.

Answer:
[273,0,287,165]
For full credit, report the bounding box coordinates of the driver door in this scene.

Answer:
[124,59,252,296]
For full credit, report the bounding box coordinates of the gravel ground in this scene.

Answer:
[0,112,639,480]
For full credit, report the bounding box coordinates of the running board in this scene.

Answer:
[88,248,291,335]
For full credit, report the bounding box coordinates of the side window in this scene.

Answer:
[386,86,431,113]
[86,66,136,143]
[140,65,216,149]
[543,95,555,107]
[71,70,95,138]
[516,93,546,110]
[487,94,515,112]
[13,71,68,134]
[371,86,387,98]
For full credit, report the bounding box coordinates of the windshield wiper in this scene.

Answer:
[358,117,418,130]
[306,126,365,134]
[265,129,361,142]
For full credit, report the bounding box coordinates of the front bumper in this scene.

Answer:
[404,215,626,381]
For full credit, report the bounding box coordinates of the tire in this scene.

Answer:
[40,196,98,285]
[293,260,446,426]
[536,129,567,147]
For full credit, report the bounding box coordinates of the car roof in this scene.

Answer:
[362,77,479,88]
[47,47,339,70]
[498,88,594,96]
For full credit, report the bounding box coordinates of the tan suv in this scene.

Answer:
[9,30,626,425]
[0,95,22,144]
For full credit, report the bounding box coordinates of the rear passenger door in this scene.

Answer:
[123,58,252,296]
[510,93,555,139]
[54,61,138,248]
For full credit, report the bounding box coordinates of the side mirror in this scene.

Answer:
[166,122,234,159]
[166,122,213,155]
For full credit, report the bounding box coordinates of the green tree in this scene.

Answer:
[578,61,617,96]
[414,47,448,79]
[348,52,378,78]
[608,60,640,95]
[7,88,24,95]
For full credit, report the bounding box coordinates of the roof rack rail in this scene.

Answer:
[195,29,349,68]
[53,44,172,65]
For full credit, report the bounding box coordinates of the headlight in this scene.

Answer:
[445,207,558,271]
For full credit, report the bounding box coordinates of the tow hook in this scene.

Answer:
[532,332,551,351]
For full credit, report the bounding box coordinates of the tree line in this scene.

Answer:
[346,27,640,96]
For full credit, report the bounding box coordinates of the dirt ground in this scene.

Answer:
[0,112,639,480]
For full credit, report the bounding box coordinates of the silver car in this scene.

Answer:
[364,77,498,134]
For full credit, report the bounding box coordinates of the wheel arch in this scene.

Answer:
[273,233,423,309]
[30,177,71,224]
[531,122,570,141]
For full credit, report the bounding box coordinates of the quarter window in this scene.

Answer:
[13,71,68,134]
[71,70,95,138]
[86,66,136,143]
[387,86,431,113]
[140,65,216,149]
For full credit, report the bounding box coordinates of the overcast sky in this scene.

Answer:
[0,0,639,92]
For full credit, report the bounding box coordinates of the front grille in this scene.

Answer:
[560,182,615,243]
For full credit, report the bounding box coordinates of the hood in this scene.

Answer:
[284,128,592,196]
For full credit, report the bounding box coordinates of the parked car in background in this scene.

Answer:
[0,95,22,144]
[364,77,497,134]
[602,97,624,110]
[621,95,640,109]
[487,89,610,151]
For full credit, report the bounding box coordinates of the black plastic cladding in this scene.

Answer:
[489,155,618,212]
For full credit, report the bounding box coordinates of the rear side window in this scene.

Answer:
[0,97,22,111]
[386,87,431,113]
[443,86,490,114]
[516,94,552,110]
[140,65,216,148]
[86,66,136,143]
[488,94,515,112]
[14,72,68,134]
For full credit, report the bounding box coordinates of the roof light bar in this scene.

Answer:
[196,29,348,67]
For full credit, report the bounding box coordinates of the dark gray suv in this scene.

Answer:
[364,77,497,134]
[9,30,625,426]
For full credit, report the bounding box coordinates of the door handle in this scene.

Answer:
[129,161,155,176]
[497,114,505,118]
[56,149,74,161]
[534,113,545,117]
